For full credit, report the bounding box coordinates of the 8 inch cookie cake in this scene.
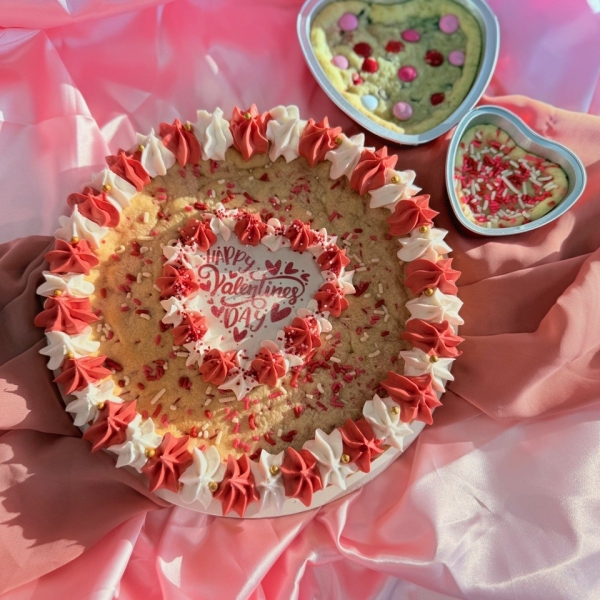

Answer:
[35,105,463,516]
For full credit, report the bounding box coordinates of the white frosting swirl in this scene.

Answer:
[325,133,365,180]
[368,169,419,211]
[90,169,137,209]
[261,218,291,252]
[266,105,307,163]
[250,450,285,512]
[179,446,226,507]
[193,108,233,161]
[109,414,163,471]
[37,271,94,298]
[39,328,99,370]
[363,394,414,451]
[219,365,259,400]
[160,296,201,327]
[405,288,464,328]
[397,227,452,262]
[66,380,121,426]
[55,206,109,249]
[208,203,236,241]
[303,428,356,489]
[400,348,455,392]
[163,241,205,269]
[135,129,176,177]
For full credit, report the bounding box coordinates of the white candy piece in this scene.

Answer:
[179,446,227,508]
[39,328,99,370]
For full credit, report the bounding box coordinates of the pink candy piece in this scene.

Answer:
[393,102,413,121]
[331,55,349,69]
[401,29,420,43]
[398,66,418,82]
[449,50,465,66]
[338,12,359,31]
[439,14,459,34]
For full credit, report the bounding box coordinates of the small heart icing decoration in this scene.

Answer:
[157,206,354,399]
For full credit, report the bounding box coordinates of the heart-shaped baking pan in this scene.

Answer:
[297,0,500,145]
[445,105,587,236]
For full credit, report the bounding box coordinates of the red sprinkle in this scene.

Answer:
[353,42,372,58]
[264,432,276,446]
[362,57,378,73]
[431,93,445,106]
[385,40,404,53]
[425,50,444,67]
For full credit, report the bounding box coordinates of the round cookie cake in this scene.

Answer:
[35,105,463,516]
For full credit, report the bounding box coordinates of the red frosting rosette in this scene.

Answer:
[141,432,193,493]
[251,348,286,386]
[54,355,111,395]
[34,295,99,334]
[159,118,201,167]
[234,212,267,246]
[172,312,208,346]
[404,258,460,295]
[316,246,350,276]
[284,316,322,357]
[350,147,398,195]
[229,105,271,161]
[179,217,217,250]
[298,117,342,167]
[402,319,463,358]
[199,349,238,386]
[82,400,137,452]
[314,282,348,317]
[285,219,317,252]
[386,195,438,236]
[213,454,260,517]
[106,149,150,191]
[339,418,384,473]
[156,265,200,298]
[67,186,120,228]
[380,372,441,425]
[45,239,99,275]
[280,447,323,507]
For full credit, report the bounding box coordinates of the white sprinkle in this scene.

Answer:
[204,397,212,406]
[217,179,225,184]
[140,246,149,253]
[384,314,390,322]
[485,184,493,191]
[538,175,553,182]
[208,189,216,198]
[509,160,519,168]
[139,313,150,320]
[202,422,209,431]
[277,428,283,438]
[115,245,126,254]
[151,388,166,405]
[100,335,107,342]
[522,182,527,195]
[231,417,239,424]
[325,334,333,340]
[373,309,385,316]
[483,200,489,211]
[218,396,236,403]
[371,258,380,263]
[330,356,341,364]
[306,210,312,217]
[356,267,367,272]
[96,324,103,333]
[368,349,381,358]
[501,176,520,194]
[522,211,531,219]
[502,188,508,198]
[248,176,254,181]
[473,183,481,192]
[123,376,130,386]
[203,430,209,439]
[216,431,223,445]
[317,383,325,394]
[153,284,161,292]
[126,292,132,299]
[169,405,177,411]
[121,303,128,309]
[137,273,143,284]
[544,182,558,191]
[138,236,154,241]
[517,196,526,209]
[143,212,150,224]
[363,293,371,298]
[142,272,151,278]
[491,190,497,201]
[175,352,188,358]
[306,394,314,399]
[206,386,213,395]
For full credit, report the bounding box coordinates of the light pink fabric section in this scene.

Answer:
[1,1,599,599]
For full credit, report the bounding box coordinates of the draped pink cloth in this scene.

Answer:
[1,1,600,599]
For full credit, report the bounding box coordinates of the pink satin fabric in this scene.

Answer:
[1,1,600,599]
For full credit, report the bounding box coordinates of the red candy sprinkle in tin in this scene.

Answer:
[431,92,445,105]
[385,40,404,53]
[362,57,378,73]
[425,50,444,66]
[353,42,372,58]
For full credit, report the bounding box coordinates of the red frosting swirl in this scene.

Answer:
[172,312,208,346]
[316,246,350,276]
[350,147,398,195]
[387,195,438,236]
[405,258,460,295]
[284,316,322,356]
[280,447,323,507]
[106,149,150,192]
[156,265,199,299]
[234,212,267,246]
[45,239,99,275]
[159,119,201,167]
[251,348,286,386]
[229,105,271,161]
[82,400,137,452]
[54,355,111,395]
[380,372,441,425]
[34,295,99,334]
[314,282,348,317]
[199,349,238,386]
[339,418,384,473]
[67,186,120,227]
[141,432,193,493]
[298,117,342,167]
[213,454,260,517]
[179,217,217,250]
[285,219,316,253]
[402,319,463,358]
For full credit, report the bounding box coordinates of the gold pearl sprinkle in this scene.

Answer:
[335,136,343,145]
[53,289,63,297]
[269,464,280,476]
[430,354,439,363]
[341,454,350,464]
[70,236,79,244]
[390,405,400,415]
[96,401,105,411]
[424,287,434,297]
[138,144,145,152]
[419,225,429,234]
[244,112,252,120]
[208,481,219,492]
[391,175,400,184]
[66,351,75,360]
[145,448,156,459]
[102,183,112,193]
[184,122,193,131]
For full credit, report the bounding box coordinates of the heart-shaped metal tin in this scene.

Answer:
[297,0,500,146]
[445,105,587,236]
